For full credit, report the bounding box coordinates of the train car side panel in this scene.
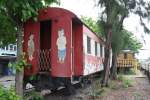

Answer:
[51,16,72,77]
[24,21,40,75]
[83,26,104,75]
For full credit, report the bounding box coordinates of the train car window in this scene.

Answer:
[87,36,91,54]
[97,43,100,57]
[100,44,103,57]
[9,45,13,51]
[124,53,127,59]
[14,45,17,51]
[6,46,8,50]
[102,46,105,58]
[95,41,97,56]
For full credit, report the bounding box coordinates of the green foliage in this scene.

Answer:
[97,0,147,54]
[9,53,27,72]
[0,0,59,23]
[0,85,20,100]
[121,30,142,53]
[122,78,133,88]
[0,0,59,46]
[81,16,104,37]
[112,29,142,54]
[125,68,136,75]
[0,10,16,47]
[117,74,133,88]
[29,75,38,81]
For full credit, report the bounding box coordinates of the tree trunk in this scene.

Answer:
[102,48,111,87]
[101,25,112,87]
[15,27,23,98]
[111,53,117,80]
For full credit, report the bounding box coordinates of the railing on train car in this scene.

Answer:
[117,59,138,69]
[37,49,51,72]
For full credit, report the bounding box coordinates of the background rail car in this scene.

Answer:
[117,50,138,72]
[23,7,105,92]
[141,62,150,80]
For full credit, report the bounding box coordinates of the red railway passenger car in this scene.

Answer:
[23,7,105,92]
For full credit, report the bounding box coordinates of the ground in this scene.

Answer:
[0,71,149,100]
[98,75,150,100]
[44,71,150,100]
[0,75,15,89]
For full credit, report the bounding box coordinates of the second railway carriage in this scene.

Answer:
[23,7,105,91]
[141,60,150,79]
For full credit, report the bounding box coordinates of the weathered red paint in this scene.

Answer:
[72,21,83,76]
[24,21,40,75]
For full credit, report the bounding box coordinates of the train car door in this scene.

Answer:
[72,18,83,76]
[39,20,52,72]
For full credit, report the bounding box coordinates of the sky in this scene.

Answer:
[53,0,150,59]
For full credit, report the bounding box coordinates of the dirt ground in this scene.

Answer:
[44,71,150,100]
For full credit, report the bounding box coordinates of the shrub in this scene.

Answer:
[117,74,133,88]
[125,68,136,75]
[122,78,133,88]
[0,85,20,100]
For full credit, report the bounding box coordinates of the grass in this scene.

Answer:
[118,68,136,75]
[89,80,110,99]
[125,68,136,75]
[117,74,133,88]
[89,73,135,99]
[122,78,133,88]
[108,80,119,90]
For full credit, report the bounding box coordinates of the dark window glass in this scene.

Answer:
[14,46,17,51]
[100,44,103,57]
[6,46,8,50]
[9,45,13,50]
[95,41,97,56]
[87,36,91,54]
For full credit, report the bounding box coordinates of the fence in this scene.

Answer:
[37,49,51,72]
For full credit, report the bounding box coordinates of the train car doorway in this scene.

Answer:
[39,20,52,72]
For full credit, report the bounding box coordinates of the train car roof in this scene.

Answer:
[29,7,105,44]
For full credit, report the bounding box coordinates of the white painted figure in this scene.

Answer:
[28,34,35,61]
[56,29,67,63]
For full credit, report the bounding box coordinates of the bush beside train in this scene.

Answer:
[23,7,111,92]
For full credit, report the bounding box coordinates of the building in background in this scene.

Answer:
[117,50,138,72]
[0,44,17,76]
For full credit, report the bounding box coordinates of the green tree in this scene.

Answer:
[0,10,16,46]
[81,16,104,37]
[111,29,142,79]
[97,0,150,86]
[0,0,59,98]
[121,30,142,52]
